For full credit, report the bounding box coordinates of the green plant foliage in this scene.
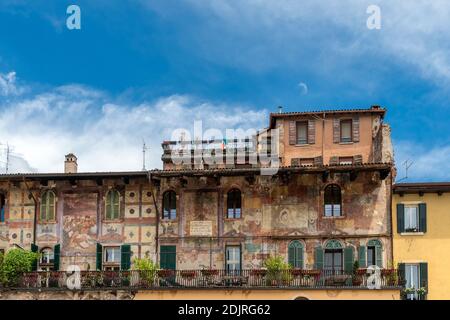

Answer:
[0,249,40,286]
[263,255,292,284]
[132,257,159,285]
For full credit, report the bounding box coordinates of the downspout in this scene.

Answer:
[148,172,160,264]
[22,178,38,245]
[390,172,394,268]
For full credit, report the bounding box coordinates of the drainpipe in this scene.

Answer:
[22,178,38,246]
[148,172,160,264]
[389,172,395,268]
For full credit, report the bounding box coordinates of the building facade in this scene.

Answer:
[393,182,450,300]
[0,107,396,297]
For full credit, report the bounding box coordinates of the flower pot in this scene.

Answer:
[180,270,196,279]
[201,269,218,277]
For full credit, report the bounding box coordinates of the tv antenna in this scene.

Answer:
[142,140,148,171]
[397,159,414,182]
[0,142,11,174]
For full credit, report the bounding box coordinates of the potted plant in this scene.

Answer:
[263,255,292,286]
[250,269,267,277]
[290,269,303,277]
[352,261,362,286]
[417,287,427,299]
[132,257,158,287]
[201,269,219,277]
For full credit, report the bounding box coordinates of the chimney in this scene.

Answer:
[64,153,78,173]
[278,105,283,114]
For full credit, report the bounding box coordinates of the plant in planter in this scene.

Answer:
[0,249,40,287]
[132,257,158,287]
[290,269,303,277]
[352,261,362,286]
[263,255,292,286]
[417,287,427,298]
[201,269,219,277]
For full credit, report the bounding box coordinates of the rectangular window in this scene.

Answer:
[226,246,241,274]
[0,194,5,223]
[405,205,419,232]
[339,157,354,165]
[104,246,121,268]
[296,121,308,145]
[324,249,343,274]
[340,119,352,143]
[405,264,420,300]
[367,246,376,267]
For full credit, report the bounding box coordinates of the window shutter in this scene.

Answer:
[397,204,405,233]
[308,120,315,144]
[375,244,382,268]
[289,121,296,145]
[358,246,367,268]
[113,192,120,219]
[297,246,304,269]
[329,156,338,165]
[121,244,131,270]
[419,263,428,289]
[291,158,300,166]
[344,247,354,273]
[288,245,295,268]
[54,244,61,271]
[398,263,406,284]
[352,116,360,142]
[31,244,38,271]
[314,246,324,270]
[106,193,112,220]
[333,118,340,143]
[96,243,103,271]
[419,203,427,233]
[314,156,323,166]
[353,154,363,165]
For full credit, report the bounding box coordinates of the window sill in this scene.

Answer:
[339,142,354,145]
[38,220,57,224]
[294,144,312,147]
[103,219,123,223]
[400,232,425,236]
[224,218,242,221]
[322,215,345,219]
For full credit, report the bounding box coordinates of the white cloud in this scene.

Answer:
[0,71,21,96]
[298,82,308,95]
[0,82,267,173]
[394,141,450,182]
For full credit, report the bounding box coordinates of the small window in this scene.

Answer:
[0,194,5,223]
[105,190,120,220]
[340,119,352,143]
[405,264,420,300]
[226,246,241,274]
[163,191,177,220]
[40,191,56,221]
[367,246,376,267]
[324,184,342,217]
[103,246,120,270]
[227,189,242,219]
[300,158,314,166]
[40,247,54,265]
[296,121,308,145]
[339,157,354,165]
[404,205,419,232]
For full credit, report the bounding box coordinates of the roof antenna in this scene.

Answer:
[278,106,283,114]
[142,140,148,171]
[397,159,414,182]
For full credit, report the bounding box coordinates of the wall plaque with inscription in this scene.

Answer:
[190,221,213,236]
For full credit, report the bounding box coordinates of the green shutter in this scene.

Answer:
[288,241,303,269]
[419,263,428,289]
[31,244,38,271]
[113,191,120,219]
[375,244,382,268]
[288,245,295,268]
[397,204,405,233]
[160,245,176,270]
[398,263,406,284]
[96,243,103,271]
[344,247,354,273]
[54,244,60,271]
[419,203,427,233]
[121,244,131,270]
[358,246,366,268]
[296,246,304,269]
[314,246,324,270]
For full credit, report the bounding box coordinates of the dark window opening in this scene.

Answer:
[163,191,177,220]
[227,189,242,219]
[324,249,343,273]
[324,184,342,217]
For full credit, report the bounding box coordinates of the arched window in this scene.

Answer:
[40,247,54,264]
[105,190,120,220]
[288,240,304,269]
[227,189,242,219]
[162,191,176,220]
[324,184,342,217]
[324,239,344,273]
[367,239,382,268]
[40,191,56,221]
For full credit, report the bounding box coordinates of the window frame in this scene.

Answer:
[405,263,420,300]
[226,188,242,219]
[340,119,353,143]
[225,245,242,274]
[162,190,177,220]
[404,204,419,232]
[324,184,342,217]
[103,246,121,269]
[338,156,354,165]
[296,121,309,145]
[40,190,56,222]
[0,193,5,223]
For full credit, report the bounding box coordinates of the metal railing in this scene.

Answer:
[9,269,405,290]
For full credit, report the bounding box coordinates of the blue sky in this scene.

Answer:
[0,0,449,181]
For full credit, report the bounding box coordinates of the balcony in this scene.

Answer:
[10,269,404,290]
